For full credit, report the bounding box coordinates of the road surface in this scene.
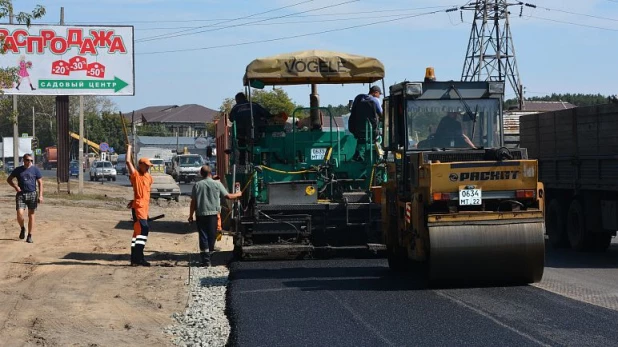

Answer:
[227,242,618,347]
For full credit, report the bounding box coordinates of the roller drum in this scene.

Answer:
[429,219,545,284]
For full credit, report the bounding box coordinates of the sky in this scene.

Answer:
[12,0,618,112]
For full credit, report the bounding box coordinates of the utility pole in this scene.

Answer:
[32,106,35,164]
[10,7,19,165]
[460,0,529,109]
[78,96,84,194]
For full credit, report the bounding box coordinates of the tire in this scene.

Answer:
[107,177,111,181]
[387,245,410,272]
[112,177,116,182]
[174,195,180,202]
[546,199,569,248]
[89,175,93,181]
[567,200,593,251]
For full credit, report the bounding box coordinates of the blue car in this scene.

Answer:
[69,161,80,177]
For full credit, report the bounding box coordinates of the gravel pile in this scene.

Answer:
[165,265,231,346]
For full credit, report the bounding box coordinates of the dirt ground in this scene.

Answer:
[0,178,232,347]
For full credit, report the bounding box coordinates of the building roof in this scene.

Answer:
[521,101,576,112]
[123,104,219,124]
[136,136,213,146]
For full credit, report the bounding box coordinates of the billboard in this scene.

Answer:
[2,137,32,158]
[0,25,134,96]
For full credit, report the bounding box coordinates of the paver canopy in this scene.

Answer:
[243,50,385,87]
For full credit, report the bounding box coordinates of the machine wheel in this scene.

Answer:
[546,199,568,248]
[567,200,593,251]
[387,245,410,272]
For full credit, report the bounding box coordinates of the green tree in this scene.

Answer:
[137,123,171,137]
[251,88,297,115]
[215,89,300,132]
[325,104,350,118]
[505,93,612,109]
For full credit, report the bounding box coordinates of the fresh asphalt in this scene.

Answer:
[226,244,618,347]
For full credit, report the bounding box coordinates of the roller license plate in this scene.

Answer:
[459,188,482,206]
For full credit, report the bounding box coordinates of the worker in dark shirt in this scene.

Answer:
[349,85,383,161]
[433,111,476,148]
[228,92,271,164]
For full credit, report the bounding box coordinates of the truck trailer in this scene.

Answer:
[520,103,618,251]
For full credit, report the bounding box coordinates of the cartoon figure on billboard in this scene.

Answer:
[16,55,36,91]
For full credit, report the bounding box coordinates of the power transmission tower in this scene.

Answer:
[460,1,529,109]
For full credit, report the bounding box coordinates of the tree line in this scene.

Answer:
[505,93,614,108]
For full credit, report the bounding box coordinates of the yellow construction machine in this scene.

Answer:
[381,72,545,283]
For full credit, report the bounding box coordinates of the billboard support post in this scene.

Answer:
[56,7,70,194]
[10,8,19,170]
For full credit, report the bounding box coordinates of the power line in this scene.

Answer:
[536,5,618,23]
[528,15,618,32]
[136,9,444,55]
[136,0,360,43]
[65,6,451,24]
[136,0,315,42]
[130,6,450,30]
[134,9,451,31]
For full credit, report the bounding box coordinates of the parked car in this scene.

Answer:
[115,161,127,175]
[5,160,14,173]
[151,174,181,202]
[89,161,117,181]
[69,160,80,177]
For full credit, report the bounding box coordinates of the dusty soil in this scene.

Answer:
[0,178,232,346]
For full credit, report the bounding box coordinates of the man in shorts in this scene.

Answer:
[6,153,43,243]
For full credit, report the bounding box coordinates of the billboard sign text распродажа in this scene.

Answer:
[0,24,134,96]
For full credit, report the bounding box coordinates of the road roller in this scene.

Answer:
[381,73,545,283]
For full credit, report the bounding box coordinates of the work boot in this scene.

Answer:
[200,252,211,267]
[130,247,137,266]
[26,234,33,243]
[19,226,25,240]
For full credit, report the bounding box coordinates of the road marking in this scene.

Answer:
[326,290,397,347]
[435,291,551,347]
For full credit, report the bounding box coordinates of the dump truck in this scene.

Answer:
[381,74,545,283]
[43,146,57,170]
[520,103,618,251]
[219,50,387,259]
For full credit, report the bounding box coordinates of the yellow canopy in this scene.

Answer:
[243,50,385,87]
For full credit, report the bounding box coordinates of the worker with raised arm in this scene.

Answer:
[126,145,154,266]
